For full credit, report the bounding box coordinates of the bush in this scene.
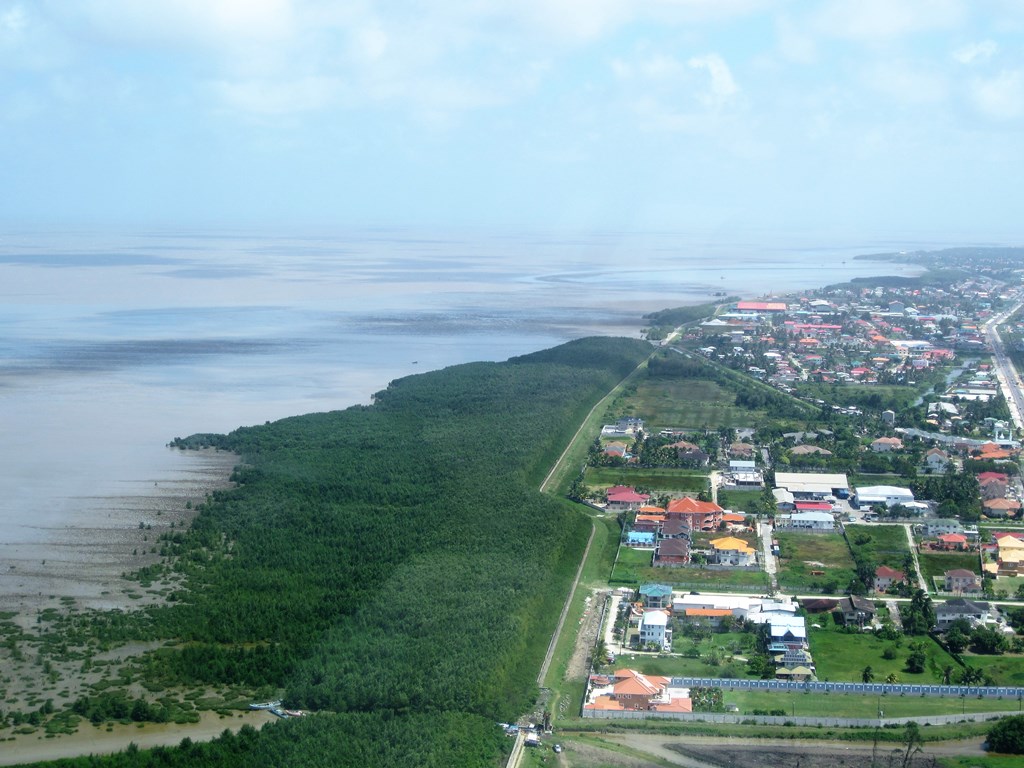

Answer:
[988,715,1024,754]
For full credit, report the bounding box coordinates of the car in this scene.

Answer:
[553,744,562,753]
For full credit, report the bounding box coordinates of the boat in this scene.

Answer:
[249,700,283,710]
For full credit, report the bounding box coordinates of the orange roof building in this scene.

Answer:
[666,497,724,531]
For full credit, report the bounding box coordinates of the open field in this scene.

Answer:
[957,653,1024,686]
[717,488,763,512]
[920,552,982,586]
[726,689,1019,718]
[846,524,912,569]
[585,467,709,493]
[988,574,1024,598]
[622,379,766,430]
[610,556,768,592]
[775,531,857,593]
[809,627,959,683]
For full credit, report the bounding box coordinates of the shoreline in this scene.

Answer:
[0,447,238,623]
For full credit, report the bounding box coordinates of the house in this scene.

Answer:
[983,498,1021,518]
[924,519,964,537]
[791,445,833,457]
[638,610,672,651]
[978,472,1010,499]
[708,536,757,567]
[924,448,949,471]
[638,583,673,609]
[678,448,711,467]
[944,569,981,594]
[653,538,691,567]
[606,486,650,512]
[680,607,734,627]
[633,514,665,534]
[874,565,906,592]
[993,535,1024,576]
[583,669,692,713]
[601,417,645,437]
[935,598,992,629]
[665,497,724,531]
[775,666,815,682]
[728,460,764,487]
[936,533,969,551]
[729,442,755,458]
[836,596,877,627]
[660,518,691,539]
[778,511,835,531]
[871,437,904,453]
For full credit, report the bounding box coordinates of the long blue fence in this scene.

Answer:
[671,676,1024,700]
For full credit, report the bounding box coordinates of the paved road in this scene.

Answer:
[984,301,1024,431]
[758,521,778,593]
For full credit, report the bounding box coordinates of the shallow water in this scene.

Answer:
[0,229,925,605]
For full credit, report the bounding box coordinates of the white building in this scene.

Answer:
[774,472,849,500]
[854,485,915,508]
[638,610,672,651]
[778,511,835,531]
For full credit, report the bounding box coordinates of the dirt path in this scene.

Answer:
[601,732,988,767]
[0,710,274,767]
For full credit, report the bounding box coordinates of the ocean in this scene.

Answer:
[0,229,926,610]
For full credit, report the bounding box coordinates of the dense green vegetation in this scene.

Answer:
[642,300,728,339]
[12,715,508,768]
[29,337,651,767]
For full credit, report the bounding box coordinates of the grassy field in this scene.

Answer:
[609,544,767,591]
[585,467,709,493]
[920,553,982,593]
[957,653,1024,686]
[989,574,1024,598]
[775,531,857,593]
[717,488,763,512]
[622,378,765,430]
[620,632,759,680]
[727,689,1018,718]
[846,524,912,569]
[810,627,959,683]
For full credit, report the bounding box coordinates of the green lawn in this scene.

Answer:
[609,550,767,592]
[810,627,959,684]
[846,524,912,569]
[586,467,708,493]
[727,689,1020,718]
[919,553,982,587]
[622,378,766,430]
[717,488,763,512]
[957,653,1024,686]
[989,575,1024,599]
[775,531,857,593]
[622,632,759,680]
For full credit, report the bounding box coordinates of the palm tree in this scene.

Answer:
[886,673,900,684]
[862,665,875,683]
[941,665,954,685]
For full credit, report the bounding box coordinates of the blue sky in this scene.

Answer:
[2,1,1023,238]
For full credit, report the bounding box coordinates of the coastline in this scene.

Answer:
[0,448,238,624]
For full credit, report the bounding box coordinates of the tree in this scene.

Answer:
[987,715,1024,754]
[901,590,935,635]
[862,665,875,683]
[901,721,923,768]
[945,627,969,655]
[905,644,927,674]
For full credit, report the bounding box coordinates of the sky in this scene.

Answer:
[2,1,1023,239]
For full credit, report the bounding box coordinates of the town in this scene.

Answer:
[554,257,1024,737]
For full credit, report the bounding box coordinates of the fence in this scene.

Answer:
[582,709,1019,726]
[670,676,1024,700]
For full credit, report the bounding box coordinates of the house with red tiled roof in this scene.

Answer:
[983,498,1022,518]
[936,533,969,551]
[665,497,724,531]
[874,565,906,592]
[583,669,692,714]
[606,487,650,512]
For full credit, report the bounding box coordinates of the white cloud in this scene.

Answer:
[953,40,999,65]
[813,0,965,43]
[0,4,27,35]
[775,15,817,64]
[864,60,948,105]
[212,75,339,115]
[971,70,1024,120]
[688,53,738,106]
